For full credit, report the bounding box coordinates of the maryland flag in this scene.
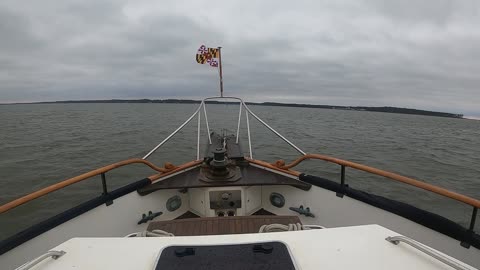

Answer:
[196,45,219,67]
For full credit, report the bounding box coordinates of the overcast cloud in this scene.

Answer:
[1,0,479,115]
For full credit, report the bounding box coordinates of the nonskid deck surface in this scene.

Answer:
[27,225,474,270]
[147,215,301,236]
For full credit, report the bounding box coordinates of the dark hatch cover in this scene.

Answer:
[155,241,296,270]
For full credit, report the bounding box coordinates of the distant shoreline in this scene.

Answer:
[1,99,464,119]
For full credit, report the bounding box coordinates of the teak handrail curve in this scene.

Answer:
[0,158,200,214]
[267,153,480,209]
[1,154,478,214]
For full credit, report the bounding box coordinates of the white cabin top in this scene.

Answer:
[25,224,474,270]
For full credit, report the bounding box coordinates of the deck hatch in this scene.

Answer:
[155,241,296,270]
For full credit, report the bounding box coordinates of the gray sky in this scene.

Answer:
[1,1,479,116]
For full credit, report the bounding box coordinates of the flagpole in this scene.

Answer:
[218,47,224,97]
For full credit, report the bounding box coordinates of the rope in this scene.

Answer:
[126,224,324,237]
[125,230,174,237]
[258,223,325,233]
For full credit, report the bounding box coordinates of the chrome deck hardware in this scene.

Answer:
[15,250,66,270]
[386,236,473,270]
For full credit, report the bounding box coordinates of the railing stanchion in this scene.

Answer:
[336,165,346,198]
[101,173,108,195]
[469,207,478,231]
[461,207,478,248]
[101,173,113,206]
[236,103,242,144]
[245,109,253,158]
[203,101,212,144]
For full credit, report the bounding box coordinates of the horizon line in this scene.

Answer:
[0,98,467,118]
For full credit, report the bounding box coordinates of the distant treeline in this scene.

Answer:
[260,102,463,118]
[26,99,463,119]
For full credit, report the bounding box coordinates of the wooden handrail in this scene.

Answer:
[267,153,480,209]
[246,158,301,177]
[2,154,477,215]
[0,159,198,214]
[148,160,203,181]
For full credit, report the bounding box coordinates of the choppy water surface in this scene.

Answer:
[1,103,479,239]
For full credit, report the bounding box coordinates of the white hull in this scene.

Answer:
[2,184,479,269]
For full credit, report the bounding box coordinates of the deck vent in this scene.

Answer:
[270,193,285,208]
[166,195,182,212]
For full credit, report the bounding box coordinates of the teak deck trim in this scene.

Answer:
[147,215,302,236]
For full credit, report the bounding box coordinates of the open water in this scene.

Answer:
[1,103,479,239]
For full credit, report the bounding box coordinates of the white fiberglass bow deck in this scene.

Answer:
[1,96,479,270]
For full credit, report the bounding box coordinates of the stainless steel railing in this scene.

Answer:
[385,236,474,270]
[142,101,205,160]
[15,250,66,270]
[142,96,306,160]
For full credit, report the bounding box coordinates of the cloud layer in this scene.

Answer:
[1,0,479,115]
